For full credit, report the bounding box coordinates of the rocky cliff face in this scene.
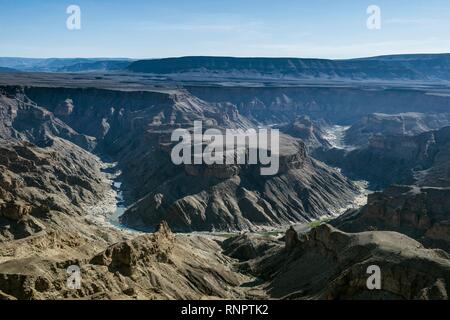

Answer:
[0,137,110,241]
[345,112,450,147]
[332,185,450,252]
[119,133,359,232]
[187,85,450,124]
[244,224,450,299]
[19,86,251,140]
[277,116,331,150]
[0,89,128,269]
[316,126,450,189]
[0,89,95,150]
[0,222,261,300]
[2,218,450,300]
[0,86,360,232]
[1,73,449,301]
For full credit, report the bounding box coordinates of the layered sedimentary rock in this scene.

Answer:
[277,116,331,150]
[0,58,131,73]
[188,85,450,124]
[120,133,359,232]
[345,112,450,147]
[244,224,450,300]
[0,222,262,300]
[332,185,450,252]
[1,86,360,232]
[0,89,95,150]
[2,218,450,300]
[219,232,281,262]
[128,55,450,81]
[316,126,450,189]
[0,137,112,241]
[0,72,448,301]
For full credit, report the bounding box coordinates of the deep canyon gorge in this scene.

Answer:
[0,55,450,300]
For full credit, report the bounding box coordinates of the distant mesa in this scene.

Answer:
[127,54,450,81]
[2,54,450,81]
[0,57,133,73]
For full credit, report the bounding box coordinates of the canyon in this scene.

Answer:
[0,55,449,300]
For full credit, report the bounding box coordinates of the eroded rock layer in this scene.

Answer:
[332,185,450,252]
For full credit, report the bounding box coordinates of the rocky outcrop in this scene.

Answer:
[120,133,359,232]
[332,185,450,252]
[0,90,95,150]
[316,126,450,189]
[277,116,331,150]
[19,86,249,141]
[0,137,110,241]
[0,223,259,300]
[221,233,281,261]
[188,85,450,125]
[54,99,74,117]
[0,201,32,221]
[345,112,450,147]
[2,220,449,300]
[285,226,300,250]
[91,222,175,276]
[249,224,450,299]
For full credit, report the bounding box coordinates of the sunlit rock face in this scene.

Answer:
[120,133,359,232]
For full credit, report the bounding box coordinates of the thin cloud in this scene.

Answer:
[136,14,265,34]
[246,39,450,59]
[139,21,263,33]
[384,18,442,27]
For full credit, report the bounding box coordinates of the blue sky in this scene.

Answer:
[1,0,450,59]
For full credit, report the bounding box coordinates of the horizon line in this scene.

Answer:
[1,52,450,61]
